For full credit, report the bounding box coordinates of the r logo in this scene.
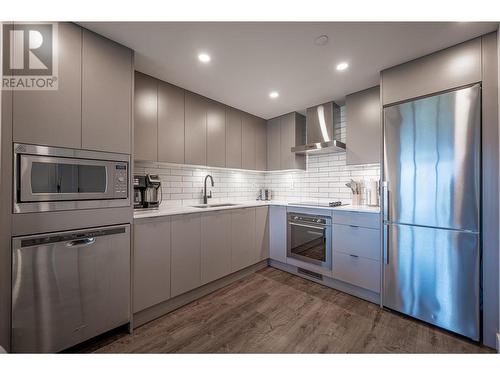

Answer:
[2,23,53,76]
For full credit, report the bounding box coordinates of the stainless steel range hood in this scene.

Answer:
[291,101,346,154]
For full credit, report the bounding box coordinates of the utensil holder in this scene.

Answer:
[352,193,361,206]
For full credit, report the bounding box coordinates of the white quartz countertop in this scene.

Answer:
[134,201,380,220]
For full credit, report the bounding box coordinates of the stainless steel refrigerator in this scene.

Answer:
[382,84,481,341]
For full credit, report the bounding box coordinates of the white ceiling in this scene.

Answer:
[80,22,497,119]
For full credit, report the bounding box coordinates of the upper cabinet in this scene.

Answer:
[82,29,133,154]
[241,113,257,170]
[206,99,226,168]
[133,73,267,170]
[12,23,133,154]
[134,72,158,161]
[255,117,267,171]
[158,80,185,164]
[184,92,207,166]
[346,86,381,165]
[281,112,306,170]
[266,117,281,171]
[267,113,305,171]
[381,38,481,106]
[225,107,242,169]
[13,23,82,149]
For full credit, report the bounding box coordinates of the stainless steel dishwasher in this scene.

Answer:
[12,224,131,353]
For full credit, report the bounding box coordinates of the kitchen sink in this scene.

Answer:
[191,203,240,209]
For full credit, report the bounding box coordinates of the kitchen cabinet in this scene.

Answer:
[13,22,82,149]
[201,211,232,284]
[280,112,306,170]
[184,92,207,166]
[242,113,256,170]
[255,206,269,261]
[133,219,171,313]
[158,81,185,164]
[255,118,267,170]
[267,113,306,171]
[332,211,381,293]
[332,252,380,293]
[225,107,242,168]
[346,86,381,165]
[134,72,158,161]
[266,117,281,171]
[381,37,481,106]
[82,28,133,154]
[171,214,201,297]
[269,205,287,263]
[231,208,256,272]
[206,99,226,167]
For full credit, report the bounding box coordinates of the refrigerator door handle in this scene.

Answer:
[382,181,389,222]
[383,224,389,264]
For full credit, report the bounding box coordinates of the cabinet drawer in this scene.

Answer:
[333,211,380,229]
[333,252,380,292]
[333,224,380,261]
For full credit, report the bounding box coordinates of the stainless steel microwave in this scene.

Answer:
[14,143,130,213]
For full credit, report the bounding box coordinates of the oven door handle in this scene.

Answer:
[289,222,327,231]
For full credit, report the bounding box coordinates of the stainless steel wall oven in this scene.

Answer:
[14,143,130,213]
[287,212,332,270]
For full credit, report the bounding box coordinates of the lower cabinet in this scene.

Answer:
[201,211,232,284]
[231,208,256,272]
[171,214,202,297]
[332,211,381,293]
[133,206,274,314]
[133,218,171,313]
[255,207,269,261]
[269,206,287,263]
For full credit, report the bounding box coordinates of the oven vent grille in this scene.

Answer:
[297,268,323,280]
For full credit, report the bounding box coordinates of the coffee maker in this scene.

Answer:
[134,174,162,209]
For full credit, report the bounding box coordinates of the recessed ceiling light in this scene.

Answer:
[198,53,211,63]
[336,62,349,71]
[314,35,329,46]
[269,91,279,99]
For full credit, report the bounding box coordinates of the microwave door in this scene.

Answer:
[19,155,114,202]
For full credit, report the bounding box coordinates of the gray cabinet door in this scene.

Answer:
[266,117,281,171]
[171,214,201,297]
[206,99,226,168]
[201,211,231,284]
[184,92,207,166]
[255,118,267,171]
[381,38,481,105]
[280,113,305,170]
[158,81,185,164]
[241,113,256,170]
[134,72,158,161]
[13,22,82,149]
[133,219,171,313]
[82,29,133,154]
[269,205,287,263]
[231,208,256,272]
[255,206,269,261]
[346,86,381,165]
[225,107,242,168]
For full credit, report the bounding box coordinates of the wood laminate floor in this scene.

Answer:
[75,267,493,354]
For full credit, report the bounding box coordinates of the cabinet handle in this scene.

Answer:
[348,225,359,228]
[349,254,359,258]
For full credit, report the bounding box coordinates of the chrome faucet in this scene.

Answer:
[203,174,214,204]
